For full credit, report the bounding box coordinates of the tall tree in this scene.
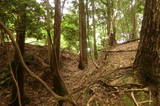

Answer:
[130,0,138,40]
[10,5,26,106]
[107,0,117,46]
[100,0,117,46]
[50,0,69,105]
[91,0,98,58]
[78,0,88,69]
[133,0,160,105]
[44,0,52,65]
[86,0,90,50]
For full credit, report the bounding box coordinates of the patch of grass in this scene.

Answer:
[117,93,135,106]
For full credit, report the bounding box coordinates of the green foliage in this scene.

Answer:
[0,0,145,51]
[61,13,79,52]
[25,1,46,39]
[0,0,46,40]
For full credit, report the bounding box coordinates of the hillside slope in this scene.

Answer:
[0,41,152,106]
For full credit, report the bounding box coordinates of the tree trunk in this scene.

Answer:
[10,10,26,106]
[0,30,5,45]
[86,0,90,53]
[51,0,69,105]
[130,0,138,40]
[78,0,88,70]
[45,0,52,65]
[91,0,98,59]
[53,0,61,64]
[133,0,160,105]
[102,0,116,46]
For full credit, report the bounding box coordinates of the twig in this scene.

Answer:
[126,88,149,92]
[131,92,139,106]
[9,63,22,106]
[103,49,137,53]
[149,90,152,105]
[139,100,153,104]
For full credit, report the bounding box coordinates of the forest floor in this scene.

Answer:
[0,41,153,106]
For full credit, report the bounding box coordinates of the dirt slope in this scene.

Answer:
[0,41,152,106]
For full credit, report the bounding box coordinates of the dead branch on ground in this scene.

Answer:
[131,92,139,106]
[139,100,153,104]
[126,87,149,92]
[129,88,153,106]
[103,49,137,53]
[69,66,133,96]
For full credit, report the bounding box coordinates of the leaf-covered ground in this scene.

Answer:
[0,41,153,106]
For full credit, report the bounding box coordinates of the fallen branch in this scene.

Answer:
[131,92,139,106]
[126,88,149,92]
[87,94,104,106]
[103,49,137,53]
[139,100,153,104]
[0,21,75,105]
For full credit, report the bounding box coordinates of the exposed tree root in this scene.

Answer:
[9,63,22,106]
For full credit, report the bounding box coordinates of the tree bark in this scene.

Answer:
[0,30,5,45]
[51,0,69,105]
[133,0,160,105]
[78,0,88,70]
[10,8,26,106]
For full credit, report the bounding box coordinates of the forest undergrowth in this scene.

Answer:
[0,41,153,106]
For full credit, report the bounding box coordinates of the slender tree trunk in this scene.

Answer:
[101,0,116,46]
[130,0,138,40]
[44,0,52,65]
[61,0,67,16]
[78,0,88,70]
[51,0,69,105]
[107,2,112,46]
[86,0,90,52]
[53,0,61,64]
[10,10,26,106]
[133,0,160,105]
[91,0,97,58]
[0,30,4,45]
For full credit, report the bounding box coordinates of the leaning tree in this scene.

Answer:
[133,0,160,105]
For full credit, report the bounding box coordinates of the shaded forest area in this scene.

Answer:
[0,0,160,106]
